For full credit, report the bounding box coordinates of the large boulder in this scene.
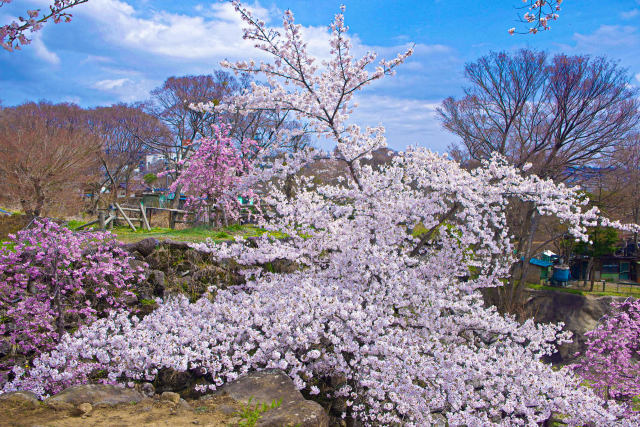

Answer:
[215,369,328,427]
[524,289,628,362]
[123,237,159,257]
[0,390,40,409]
[44,384,143,410]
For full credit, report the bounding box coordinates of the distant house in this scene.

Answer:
[570,240,640,283]
[571,255,639,284]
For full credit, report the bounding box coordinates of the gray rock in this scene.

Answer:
[124,238,159,257]
[524,289,628,362]
[0,370,8,389]
[0,390,40,408]
[128,259,148,272]
[135,382,155,398]
[123,293,138,305]
[161,391,181,404]
[149,270,166,295]
[0,338,11,356]
[216,369,328,427]
[78,402,92,414]
[154,367,192,393]
[44,384,143,410]
[430,413,447,427]
[179,398,192,410]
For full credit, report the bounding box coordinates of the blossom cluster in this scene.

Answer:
[0,219,145,370]
[508,0,562,35]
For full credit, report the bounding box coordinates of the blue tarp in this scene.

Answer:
[520,256,553,268]
[529,258,553,268]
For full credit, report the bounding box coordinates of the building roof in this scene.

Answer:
[530,258,553,268]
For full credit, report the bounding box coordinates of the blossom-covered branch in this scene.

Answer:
[508,0,562,35]
[0,0,88,51]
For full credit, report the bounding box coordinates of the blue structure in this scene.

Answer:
[551,266,571,286]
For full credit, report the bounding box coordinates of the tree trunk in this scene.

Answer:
[170,183,183,209]
[502,204,537,313]
[583,257,594,287]
[52,252,65,342]
[514,211,539,306]
[588,258,597,292]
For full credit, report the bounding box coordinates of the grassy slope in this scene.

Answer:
[66,220,281,243]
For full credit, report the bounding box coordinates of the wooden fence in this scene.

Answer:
[75,202,195,231]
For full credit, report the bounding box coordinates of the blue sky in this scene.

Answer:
[1,0,639,152]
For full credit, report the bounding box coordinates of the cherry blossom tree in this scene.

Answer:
[5,3,640,424]
[146,72,310,208]
[0,0,87,51]
[166,124,257,227]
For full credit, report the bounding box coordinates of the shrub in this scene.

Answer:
[0,219,145,368]
[574,298,640,408]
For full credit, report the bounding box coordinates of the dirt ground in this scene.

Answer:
[0,394,244,427]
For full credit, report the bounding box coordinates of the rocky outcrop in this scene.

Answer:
[212,369,329,427]
[524,288,628,362]
[44,384,144,410]
[121,238,297,304]
[0,371,328,426]
[0,390,40,408]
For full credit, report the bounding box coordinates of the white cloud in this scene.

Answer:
[74,0,276,61]
[621,9,640,19]
[348,95,457,153]
[91,77,154,102]
[93,78,131,90]
[31,32,60,65]
[74,0,447,70]
[63,95,82,104]
[82,55,113,64]
[572,25,639,50]
[636,73,640,83]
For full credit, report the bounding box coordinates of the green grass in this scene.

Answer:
[232,397,282,427]
[526,282,640,298]
[75,223,285,244]
[527,283,586,295]
[112,225,262,243]
[66,219,88,229]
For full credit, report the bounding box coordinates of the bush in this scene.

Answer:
[574,298,640,409]
[0,219,145,370]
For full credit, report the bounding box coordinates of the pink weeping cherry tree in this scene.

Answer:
[165,124,258,227]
